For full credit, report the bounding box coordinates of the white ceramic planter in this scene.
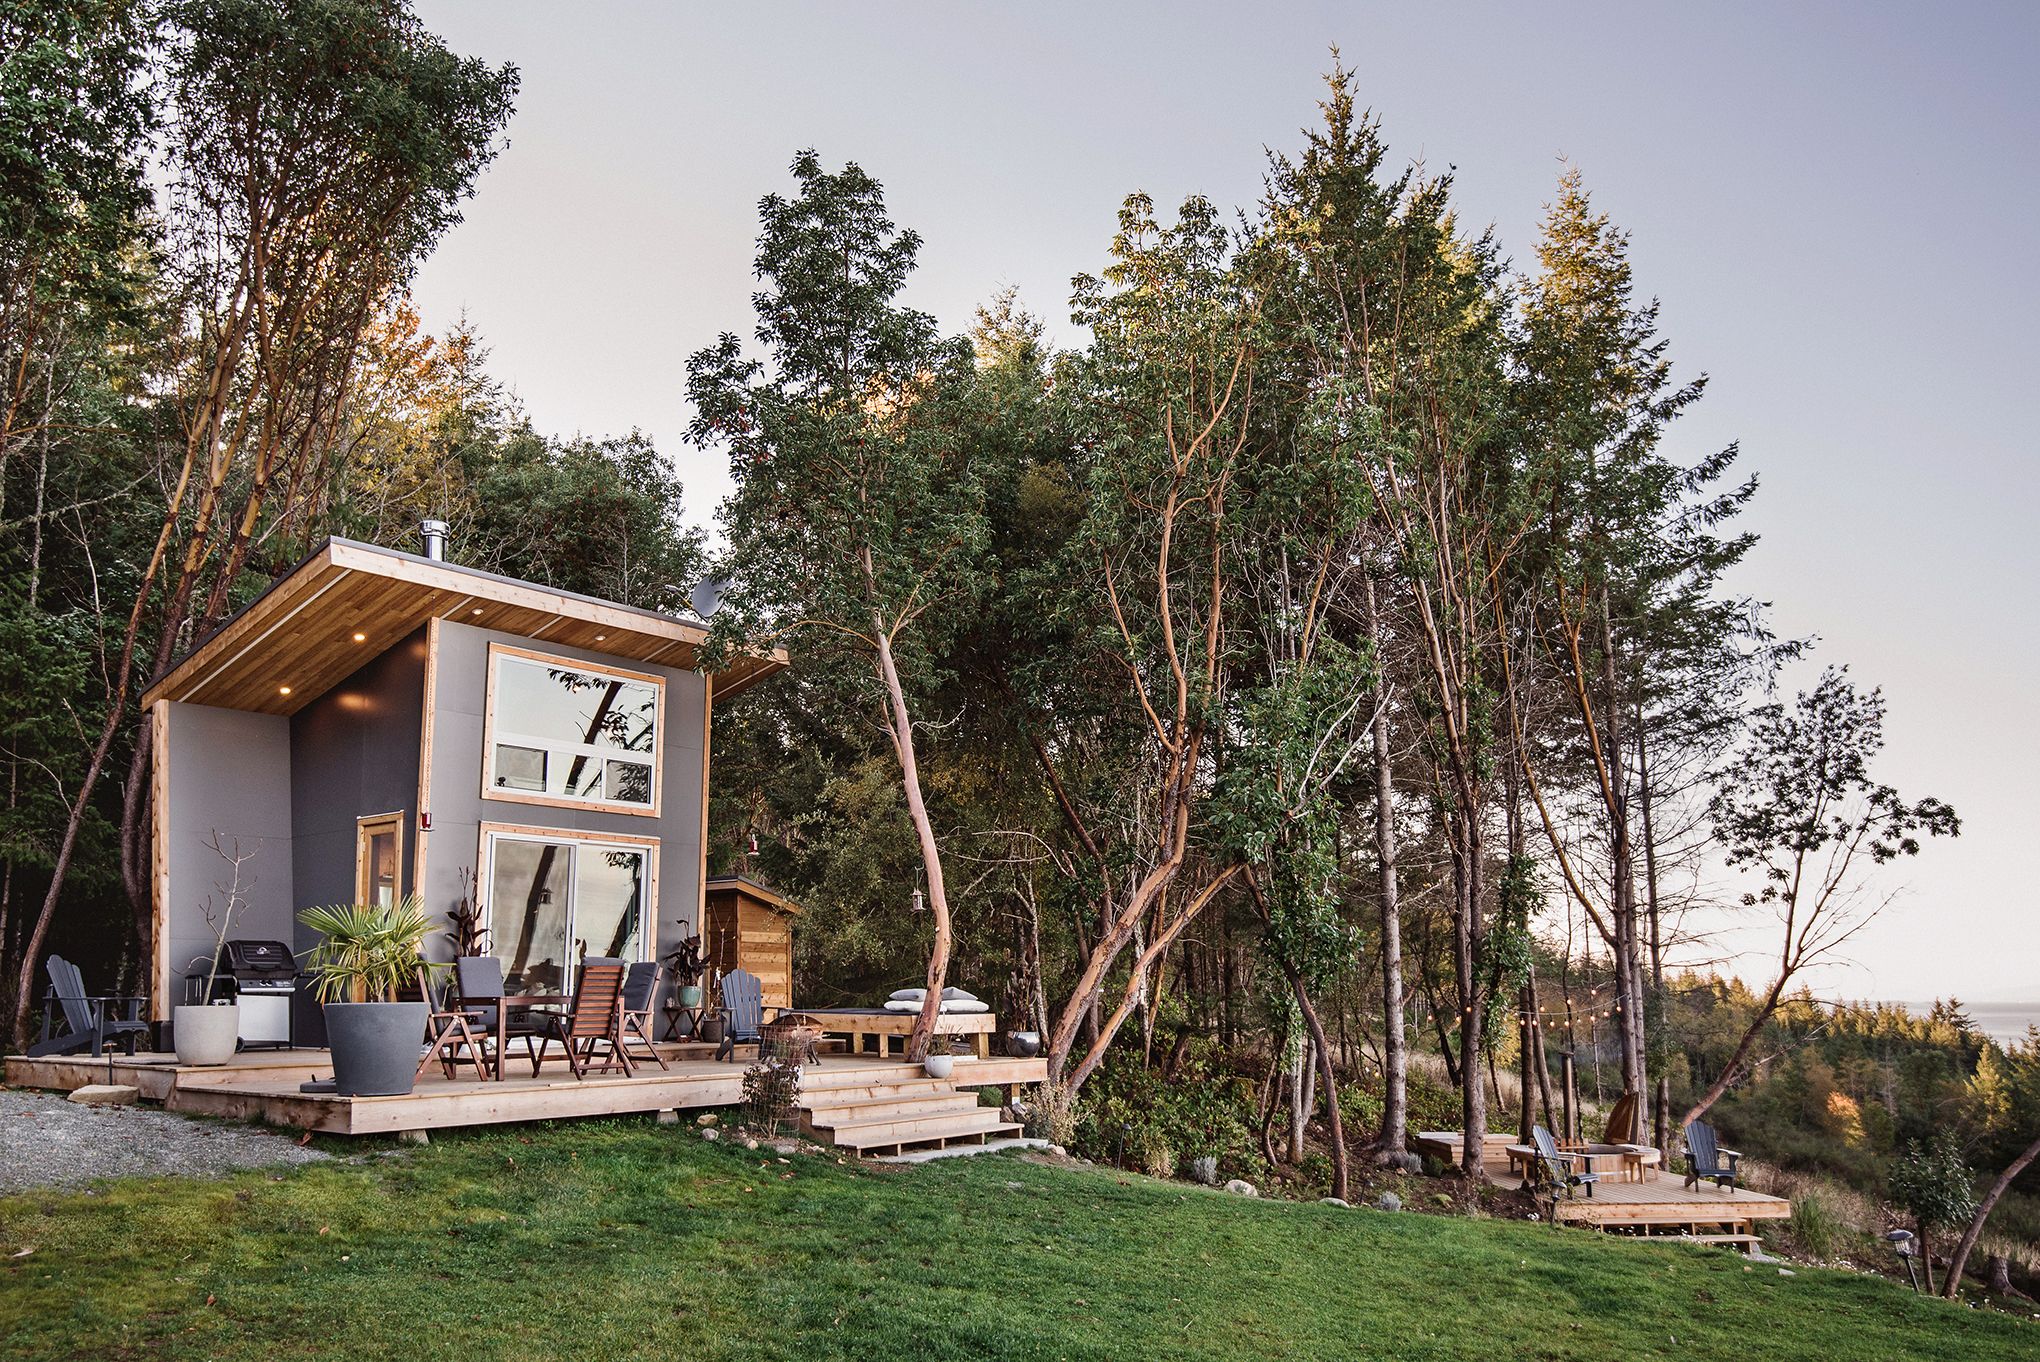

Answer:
[173,1003,240,1066]
[922,1053,955,1080]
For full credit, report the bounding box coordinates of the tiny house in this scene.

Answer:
[139,533,784,1043]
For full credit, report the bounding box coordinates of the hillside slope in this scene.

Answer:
[0,1117,2029,1361]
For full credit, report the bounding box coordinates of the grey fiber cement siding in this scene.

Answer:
[420,621,706,1012]
[161,701,295,1013]
[286,626,427,1043]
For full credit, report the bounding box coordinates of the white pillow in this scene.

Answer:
[881,998,993,1014]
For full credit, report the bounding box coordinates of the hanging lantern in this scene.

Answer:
[911,887,926,914]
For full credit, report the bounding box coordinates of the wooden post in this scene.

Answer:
[1560,1051,1579,1144]
[1518,985,1534,1147]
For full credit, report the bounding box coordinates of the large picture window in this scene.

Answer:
[482,826,656,994]
[483,644,663,814]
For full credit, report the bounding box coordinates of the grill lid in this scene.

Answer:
[222,939,297,980]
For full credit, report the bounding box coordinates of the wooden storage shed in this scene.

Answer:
[703,875,800,1009]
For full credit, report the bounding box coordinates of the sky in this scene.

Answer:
[405,1,2039,1004]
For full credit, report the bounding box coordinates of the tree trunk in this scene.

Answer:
[1452,811,1488,1178]
[1366,576,1407,1163]
[1293,976,1349,1199]
[873,627,951,1062]
[1941,1131,2040,1300]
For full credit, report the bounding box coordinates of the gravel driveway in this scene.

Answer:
[0,1088,332,1193]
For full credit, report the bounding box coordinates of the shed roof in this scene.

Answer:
[704,874,804,916]
[141,538,786,716]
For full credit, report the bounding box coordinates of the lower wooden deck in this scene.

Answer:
[1412,1129,1791,1234]
[4,1047,1048,1137]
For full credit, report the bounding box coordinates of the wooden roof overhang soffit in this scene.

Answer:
[140,538,788,715]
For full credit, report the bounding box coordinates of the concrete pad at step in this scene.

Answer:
[67,1084,141,1106]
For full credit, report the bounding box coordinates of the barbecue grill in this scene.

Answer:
[203,939,299,1048]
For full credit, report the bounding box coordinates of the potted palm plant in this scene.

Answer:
[300,896,436,1097]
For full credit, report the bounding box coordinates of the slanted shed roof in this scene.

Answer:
[704,874,804,916]
[141,538,786,715]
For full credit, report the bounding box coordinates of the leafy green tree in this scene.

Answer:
[8,0,517,1047]
[1889,1129,1978,1293]
[688,150,986,1059]
[1686,668,1959,1126]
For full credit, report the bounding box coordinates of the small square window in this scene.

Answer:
[494,744,546,792]
[606,759,652,805]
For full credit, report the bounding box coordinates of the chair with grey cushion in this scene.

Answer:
[618,960,667,1070]
[28,955,149,1058]
[453,956,550,1071]
[1683,1119,1742,1193]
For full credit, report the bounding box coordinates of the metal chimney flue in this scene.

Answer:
[419,519,449,562]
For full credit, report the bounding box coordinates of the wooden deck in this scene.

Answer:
[1412,1129,1792,1236]
[4,1046,1048,1138]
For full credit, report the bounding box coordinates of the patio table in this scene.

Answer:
[493,994,567,1080]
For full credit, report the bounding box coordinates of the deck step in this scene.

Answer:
[802,1091,982,1126]
[798,1078,956,1105]
[838,1120,1026,1155]
[820,1106,1017,1149]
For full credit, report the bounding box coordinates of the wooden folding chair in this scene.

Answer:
[415,964,488,1081]
[529,958,633,1080]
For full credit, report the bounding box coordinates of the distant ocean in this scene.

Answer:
[1894,1001,2040,1049]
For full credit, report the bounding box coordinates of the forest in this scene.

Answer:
[3,0,2033,1300]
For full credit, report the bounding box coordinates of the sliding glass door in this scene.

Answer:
[484,829,652,994]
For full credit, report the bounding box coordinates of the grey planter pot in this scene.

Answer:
[324,1001,429,1097]
[677,985,703,1008]
[173,1003,240,1066]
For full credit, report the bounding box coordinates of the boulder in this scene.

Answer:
[1320,1197,1351,1208]
[67,1085,139,1107]
[1374,1191,1403,1213]
[1223,1179,1259,1198]
[696,1112,719,1127]
[701,1128,720,1142]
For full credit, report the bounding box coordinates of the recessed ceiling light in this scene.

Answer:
[594,634,606,642]
[470,608,483,616]
[278,685,292,696]
[351,631,367,643]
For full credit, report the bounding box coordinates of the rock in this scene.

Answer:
[66,1085,139,1107]
[656,1110,680,1126]
[396,1130,429,1145]
[1189,1155,1219,1186]
[744,1138,759,1151]
[1320,1197,1351,1208]
[701,1128,720,1142]
[1223,1179,1259,1198]
[1375,1192,1403,1213]
[696,1113,718,1127]
[1777,1268,1796,1277]
[1046,1144,1068,1158]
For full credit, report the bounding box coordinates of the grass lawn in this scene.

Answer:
[0,1114,2030,1362]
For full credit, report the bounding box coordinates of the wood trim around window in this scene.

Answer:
[479,641,666,818]
[475,821,662,965]
[355,811,406,905]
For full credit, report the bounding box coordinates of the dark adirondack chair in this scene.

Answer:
[28,955,149,1058]
[529,957,632,1079]
[618,960,667,1071]
[1531,1123,1601,1214]
[415,964,487,1082]
[714,968,778,1062]
[1683,1119,1742,1193]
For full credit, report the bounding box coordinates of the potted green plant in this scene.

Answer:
[300,896,436,1097]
